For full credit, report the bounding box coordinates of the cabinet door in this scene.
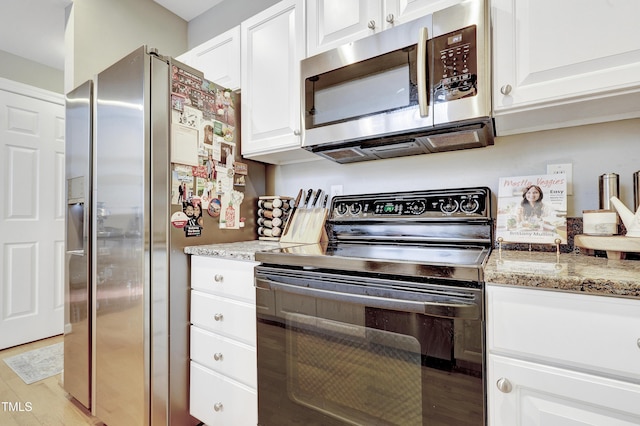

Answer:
[492,0,640,133]
[306,0,382,57]
[385,0,461,27]
[190,362,257,426]
[488,355,640,426]
[176,26,241,90]
[241,0,318,164]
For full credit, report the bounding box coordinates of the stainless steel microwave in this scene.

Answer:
[300,0,493,163]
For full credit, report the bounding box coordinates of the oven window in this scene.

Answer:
[286,312,423,426]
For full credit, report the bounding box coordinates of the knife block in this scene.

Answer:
[279,208,329,244]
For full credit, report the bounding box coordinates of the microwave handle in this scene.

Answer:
[417,27,429,117]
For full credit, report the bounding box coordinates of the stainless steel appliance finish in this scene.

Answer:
[300,0,493,163]
[64,80,93,410]
[599,173,620,210]
[64,46,265,426]
[255,187,492,425]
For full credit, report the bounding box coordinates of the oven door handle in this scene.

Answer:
[256,277,480,320]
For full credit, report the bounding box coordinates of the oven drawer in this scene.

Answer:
[190,361,257,426]
[191,290,256,346]
[191,256,257,302]
[191,326,257,388]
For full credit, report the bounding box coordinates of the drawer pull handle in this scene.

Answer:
[368,20,376,30]
[213,352,223,361]
[214,313,223,321]
[214,274,223,283]
[500,84,512,95]
[214,402,223,412]
[637,338,640,349]
[496,377,513,393]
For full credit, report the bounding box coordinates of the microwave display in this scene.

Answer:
[304,45,421,129]
[433,25,478,104]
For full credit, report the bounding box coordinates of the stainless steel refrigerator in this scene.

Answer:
[64,46,265,426]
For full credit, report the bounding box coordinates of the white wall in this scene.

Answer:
[66,0,188,92]
[270,118,640,216]
[0,50,63,93]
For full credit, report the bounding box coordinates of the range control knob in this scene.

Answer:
[349,203,362,215]
[460,198,480,214]
[408,200,426,215]
[335,203,348,216]
[440,198,459,214]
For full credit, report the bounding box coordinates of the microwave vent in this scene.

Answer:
[366,140,428,159]
[420,124,490,152]
[321,147,366,161]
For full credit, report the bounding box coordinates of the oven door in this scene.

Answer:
[255,267,485,426]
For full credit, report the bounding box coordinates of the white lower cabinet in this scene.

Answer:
[189,255,259,426]
[190,362,257,426]
[487,284,640,426]
[489,355,640,426]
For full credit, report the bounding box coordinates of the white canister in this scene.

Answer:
[582,210,618,235]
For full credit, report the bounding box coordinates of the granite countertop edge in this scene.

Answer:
[485,250,640,299]
[185,241,640,299]
[184,240,284,262]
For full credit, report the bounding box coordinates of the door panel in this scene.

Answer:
[0,82,65,350]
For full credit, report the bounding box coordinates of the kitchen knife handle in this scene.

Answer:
[311,189,322,207]
[321,194,329,208]
[303,189,313,207]
[293,189,303,208]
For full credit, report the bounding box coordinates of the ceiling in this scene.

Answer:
[0,0,224,71]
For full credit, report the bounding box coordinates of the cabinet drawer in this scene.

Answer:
[190,362,257,426]
[487,285,640,381]
[191,326,257,388]
[191,255,257,302]
[191,290,256,346]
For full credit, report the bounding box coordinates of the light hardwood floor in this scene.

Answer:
[0,335,101,426]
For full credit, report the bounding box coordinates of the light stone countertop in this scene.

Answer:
[485,250,640,299]
[184,240,286,261]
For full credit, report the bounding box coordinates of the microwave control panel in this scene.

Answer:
[432,25,478,104]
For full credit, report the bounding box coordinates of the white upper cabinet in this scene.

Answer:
[306,0,381,57]
[492,0,640,135]
[241,0,319,164]
[176,26,241,91]
[307,0,462,57]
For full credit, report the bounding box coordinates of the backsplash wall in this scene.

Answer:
[268,118,640,217]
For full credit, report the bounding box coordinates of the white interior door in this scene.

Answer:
[0,78,65,350]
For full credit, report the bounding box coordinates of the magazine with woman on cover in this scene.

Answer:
[496,174,567,244]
